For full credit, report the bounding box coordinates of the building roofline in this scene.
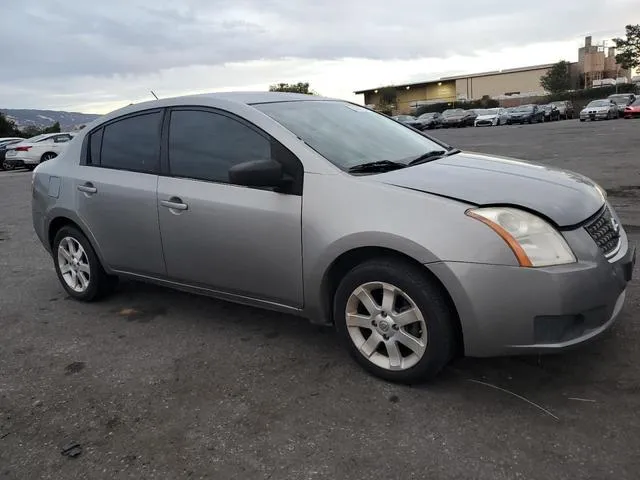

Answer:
[354,62,570,94]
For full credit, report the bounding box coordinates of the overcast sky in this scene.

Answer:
[1,0,638,113]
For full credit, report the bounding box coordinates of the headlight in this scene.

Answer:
[466,207,576,267]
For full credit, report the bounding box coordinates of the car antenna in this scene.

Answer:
[150,90,159,100]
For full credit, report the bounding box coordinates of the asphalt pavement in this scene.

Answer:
[1,118,639,479]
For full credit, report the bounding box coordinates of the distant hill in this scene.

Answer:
[0,109,101,131]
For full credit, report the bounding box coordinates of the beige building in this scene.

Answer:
[356,64,555,114]
[356,36,630,114]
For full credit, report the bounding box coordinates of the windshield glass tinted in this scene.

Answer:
[418,113,436,119]
[442,109,463,117]
[515,105,533,112]
[255,101,446,170]
[587,100,609,107]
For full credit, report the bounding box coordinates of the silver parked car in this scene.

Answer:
[579,99,619,121]
[32,93,636,383]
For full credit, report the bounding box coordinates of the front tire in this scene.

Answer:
[53,226,117,301]
[333,259,455,383]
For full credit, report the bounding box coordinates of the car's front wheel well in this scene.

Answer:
[321,247,464,355]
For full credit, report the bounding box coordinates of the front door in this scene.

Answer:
[157,108,303,307]
[75,110,165,276]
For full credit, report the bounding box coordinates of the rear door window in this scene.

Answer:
[99,111,162,173]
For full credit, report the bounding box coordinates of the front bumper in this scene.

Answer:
[580,111,609,120]
[624,111,640,119]
[429,225,635,357]
[475,119,497,127]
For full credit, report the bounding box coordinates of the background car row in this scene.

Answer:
[0,132,74,170]
[392,92,637,130]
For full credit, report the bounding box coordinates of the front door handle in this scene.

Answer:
[160,198,188,211]
[77,183,97,194]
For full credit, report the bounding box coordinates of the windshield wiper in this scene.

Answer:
[408,148,460,166]
[348,160,407,174]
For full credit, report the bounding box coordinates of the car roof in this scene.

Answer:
[88,91,342,130]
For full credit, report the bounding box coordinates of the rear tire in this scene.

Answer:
[333,259,455,384]
[41,152,57,163]
[53,226,117,302]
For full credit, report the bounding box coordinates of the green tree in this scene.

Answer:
[268,82,316,95]
[613,24,640,71]
[42,121,61,134]
[0,112,21,137]
[540,61,572,94]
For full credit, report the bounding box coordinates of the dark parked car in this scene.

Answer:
[509,104,544,124]
[0,138,25,170]
[540,104,560,122]
[440,109,476,128]
[551,100,575,120]
[391,115,423,129]
[608,93,636,117]
[414,112,443,129]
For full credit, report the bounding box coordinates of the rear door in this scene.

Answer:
[156,107,303,307]
[74,110,166,276]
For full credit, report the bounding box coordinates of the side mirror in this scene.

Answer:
[229,159,284,188]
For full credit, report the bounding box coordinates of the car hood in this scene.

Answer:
[510,111,532,116]
[476,114,497,120]
[372,152,604,227]
[582,106,608,112]
[442,115,465,120]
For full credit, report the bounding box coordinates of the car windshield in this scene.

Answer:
[442,109,463,117]
[587,100,610,107]
[631,98,640,106]
[474,109,488,115]
[254,100,447,171]
[418,113,436,119]
[394,115,415,121]
[485,108,500,114]
[515,105,533,112]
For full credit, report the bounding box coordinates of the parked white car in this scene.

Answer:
[4,133,74,170]
[474,108,510,126]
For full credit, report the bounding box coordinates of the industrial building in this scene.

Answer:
[355,36,631,114]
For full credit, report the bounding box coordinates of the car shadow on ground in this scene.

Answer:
[104,278,633,404]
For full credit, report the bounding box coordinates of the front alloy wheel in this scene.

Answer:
[346,282,427,371]
[334,259,455,383]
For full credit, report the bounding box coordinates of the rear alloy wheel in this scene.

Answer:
[334,259,455,383]
[41,152,57,163]
[53,226,117,301]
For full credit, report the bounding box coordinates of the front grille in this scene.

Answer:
[584,206,621,257]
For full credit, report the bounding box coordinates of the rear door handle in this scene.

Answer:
[160,198,188,211]
[77,183,97,194]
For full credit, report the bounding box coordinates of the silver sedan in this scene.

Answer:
[31,93,635,383]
